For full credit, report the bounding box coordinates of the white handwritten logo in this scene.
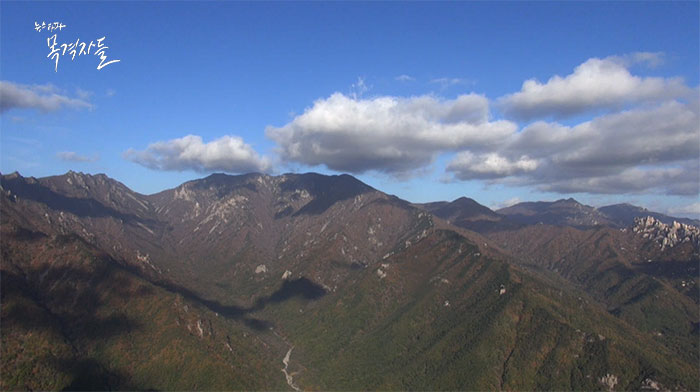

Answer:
[36,21,120,72]
[35,21,66,32]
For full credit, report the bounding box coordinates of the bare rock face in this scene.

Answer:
[599,373,618,391]
[632,216,700,250]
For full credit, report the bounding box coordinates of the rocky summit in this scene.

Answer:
[632,216,700,250]
[1,171,698,391]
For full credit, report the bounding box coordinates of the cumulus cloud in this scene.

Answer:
[517,100,698,172]
[0,80,93,114]
[395,74,415,82]
[56,151,99,162]
[499,53,692,120]
[447,99,699,195]
[447,152,537,179]
[265,53,695,197]
[509,100,699,170]
[266,92,517,176]
[124,135,271,173]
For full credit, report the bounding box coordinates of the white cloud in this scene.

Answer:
[56,151,99,162]
[499,54,691,120]
[266,92,516,176]
[447,98,699,196]
[124,135,271,173]
[447,152,538,179]
[264,53,695,197]
[0,80,93,113]
[395,74,415,82]
[515,100,698,169]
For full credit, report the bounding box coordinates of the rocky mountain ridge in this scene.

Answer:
[423,195,698,233]
[1,170,698,391]
[631,216,700,251]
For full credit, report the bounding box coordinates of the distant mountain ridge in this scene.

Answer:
[420,194,698,233]
[417,197,507,232]
[600,203,700,227]
[4,170,695,229]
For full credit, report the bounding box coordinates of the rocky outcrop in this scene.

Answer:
[632,216,700,250]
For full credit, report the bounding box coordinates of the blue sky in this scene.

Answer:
[1,2,698,217]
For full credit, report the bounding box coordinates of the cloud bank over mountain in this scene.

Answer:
[124,54,699,197]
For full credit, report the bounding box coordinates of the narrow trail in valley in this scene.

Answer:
[282,346,302,391]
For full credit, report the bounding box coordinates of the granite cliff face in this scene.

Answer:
[632,216,700,251]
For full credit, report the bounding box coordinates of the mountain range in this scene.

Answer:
[420,196,699,232]
[1,170,698,391]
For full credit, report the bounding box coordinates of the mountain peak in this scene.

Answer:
[554,197,582,205]
[498,198,607,227]
[453,196,479,204]
[66,169,88,178]
[418,195,501,230]
[3,171,21,180]
[62,170,113,182]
